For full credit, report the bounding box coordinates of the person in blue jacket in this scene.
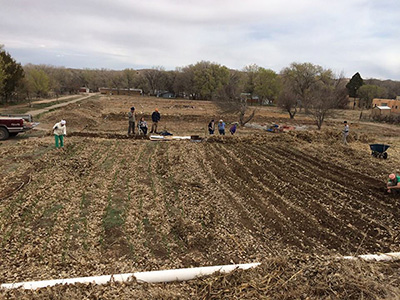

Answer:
[218,120,225,135]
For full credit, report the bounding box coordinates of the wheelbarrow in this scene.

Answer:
[370,144,390,159]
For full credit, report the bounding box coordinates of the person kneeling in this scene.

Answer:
[387,173,400,193]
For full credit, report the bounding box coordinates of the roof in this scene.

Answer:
[374,106,391,110]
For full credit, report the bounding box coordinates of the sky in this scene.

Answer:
[1,0,400,80]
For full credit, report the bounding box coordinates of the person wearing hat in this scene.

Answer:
[218,119,226,135]
[150,108,161,134]
[53,119,67,148]
[128,106,136,136]
[343,121,349,145]
[387,173,400,193]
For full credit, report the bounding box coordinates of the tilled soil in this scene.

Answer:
[1,95,400,298]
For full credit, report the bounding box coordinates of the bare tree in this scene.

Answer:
[214,70,256,126]
[307,74,348,129]
[141,66,167,95]
[276,85,299,119]
[280,62,326,113]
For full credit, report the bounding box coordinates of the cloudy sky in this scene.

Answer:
[1,0,399,79]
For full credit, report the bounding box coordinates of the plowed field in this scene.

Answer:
[1,95,400,298]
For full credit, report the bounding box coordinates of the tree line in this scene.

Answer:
[2,45,400,128]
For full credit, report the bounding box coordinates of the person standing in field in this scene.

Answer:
[138,117,148,135]
[230,122,237,135]
[53,119,66,149]
[208,119,215,135]
[218,119,225,135]
[343,121,349,145]
[150,108,161,134]
[128,106,136,135]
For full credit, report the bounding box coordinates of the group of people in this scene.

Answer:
[128,107,161,136]
[208,119,237,136]
[51,107,162,149]
[49,118,355,149]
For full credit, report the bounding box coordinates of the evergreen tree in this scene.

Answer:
[0,46,24,103]
[346,72,364,98]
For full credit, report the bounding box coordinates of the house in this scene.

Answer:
[371,106,391,117]
[240,93,261,105]
[157,91,176,98]
[372,98,400,114]
[347,97,369,109]
[79,87,89,93]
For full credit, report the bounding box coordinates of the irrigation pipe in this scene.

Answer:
[2,251,400,290]
[0,262,261,290]
[342,251,400,261]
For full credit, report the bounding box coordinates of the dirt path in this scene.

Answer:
[0,95,85,113]
[29,94,97,130]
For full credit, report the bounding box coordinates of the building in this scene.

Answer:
[371,106,391,117]
[156,91,176,98]
[240,93,262,105]
[372,98,400,114]
[347,97,369,109]
[79,87,89,93]
[99,88,142,96]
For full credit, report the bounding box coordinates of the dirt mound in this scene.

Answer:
[101,112,126,121]
[287,128,373,144]
[70,132,149,140]
[39,100,103,129]
[190,256,400,299]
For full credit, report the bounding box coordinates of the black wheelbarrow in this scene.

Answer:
[370,144,390,159]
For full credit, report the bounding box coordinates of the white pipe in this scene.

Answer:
[4,251,400,290]
[342,252,400,261]
[0,262,261,290]
[150,135,192,140]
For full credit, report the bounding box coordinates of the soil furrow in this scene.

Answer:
[216,143,351,253]
[249,143,394,252]
[208,143,315,252]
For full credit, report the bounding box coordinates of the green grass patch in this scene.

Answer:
[79,192,90,250]
[43,204,63,218]
[103,205,125,231]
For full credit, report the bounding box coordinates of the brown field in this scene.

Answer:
[1,95,400,298]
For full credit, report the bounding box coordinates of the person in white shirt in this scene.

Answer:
[53,119,67,148]
[343,121,349,145]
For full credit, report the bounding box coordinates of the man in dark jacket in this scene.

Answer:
[150,108,161,133]
[208,119,215,135]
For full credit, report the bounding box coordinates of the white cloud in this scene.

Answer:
[1,0,400,79]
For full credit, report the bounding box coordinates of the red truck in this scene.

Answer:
[0,115,35,140]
